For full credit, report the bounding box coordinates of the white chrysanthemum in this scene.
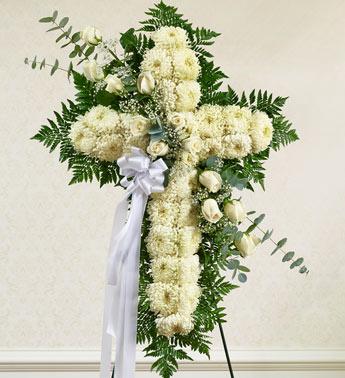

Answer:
[222,105,252,134]
[152,256,179,284]
[155,79,177,112]
[147,198,177,227]
[250,111,273,153]
[69,105,125,161]
[179,151,200,167]
[156,313,194,337]
[156,314,193,337]
[146,225,178,257]
[196,105,224,138]
[94,133,125,161]
[152,26,188,49]
[69,121,97,154]
[124,135,150,154]
[179,255,200,283]
[141,48,173,80]
[175,81,201,112]
[178,198,198,227]
[222,133,252,159]
[172,48,200,80]
[148,283,179,316]
[178,226,201,257]
[84,105,120,132]
[179,284,201,314]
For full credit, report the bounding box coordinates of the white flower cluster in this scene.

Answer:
[146,161,202,337]
[166,104,274,167]
[140,26,201,112]
[69,105,150,161]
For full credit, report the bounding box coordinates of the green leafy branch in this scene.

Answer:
[24,56,73,78]
[246,214,309,275]
[31,73,120,187]
[39,10,95,63]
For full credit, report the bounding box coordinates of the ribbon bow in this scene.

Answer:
[100,148,167,378]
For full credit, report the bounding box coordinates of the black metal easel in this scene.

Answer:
[110,323,235,377]
[218,321,235,377]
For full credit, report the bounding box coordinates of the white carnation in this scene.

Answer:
[250,111,273,153]
[156,313,194,337]
[222,133,252,159]
[175,81,201,112]
[141,48,173,80]
[172,48,200,80]
[148,283,179,316]
[152,26,188,49]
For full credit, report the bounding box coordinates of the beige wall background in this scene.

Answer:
[1,0,345,364]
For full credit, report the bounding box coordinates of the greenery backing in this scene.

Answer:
[29,2,307,377]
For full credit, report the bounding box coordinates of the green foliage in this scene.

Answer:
[120,28,154,72]
[271,116,299,151]
[24,56,73,78]
[39,10,92,64]
[199,58,228,105]
[31,97,120,187]
[139,1,193,33]
[73,71,96,112]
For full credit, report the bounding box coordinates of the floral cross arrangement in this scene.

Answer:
[27,2,308,378]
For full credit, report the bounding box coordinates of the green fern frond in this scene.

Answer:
[271,116,299,150]
[139,1,193,32]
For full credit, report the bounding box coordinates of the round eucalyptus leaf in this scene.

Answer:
[227,259,239,270]
[238,273,247,283]
[290,257,304,269]
[282,251,294,262]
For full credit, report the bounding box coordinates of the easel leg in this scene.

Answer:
[111,365,115,378]
[218,322,235,378]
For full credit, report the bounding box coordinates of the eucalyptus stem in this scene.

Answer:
[27,59,68,73]
[246,216,298,263]
[52,20,89,60]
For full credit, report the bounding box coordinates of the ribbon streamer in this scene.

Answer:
[100,147,167,378]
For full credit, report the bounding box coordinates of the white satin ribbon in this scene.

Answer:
[100,147,168,378]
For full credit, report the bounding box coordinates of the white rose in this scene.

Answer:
[130,116,151,137]
[199,171,222,193]
[168,112,185,130]
[235,234,261,257]
[147,140,169,157]
[80,26,102,46]
[105,74,123,94]
[224,200,246,224]
[201,198,223,223]
[183,136,202,155]
[83,60,104,82]
[137,71,155,94]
